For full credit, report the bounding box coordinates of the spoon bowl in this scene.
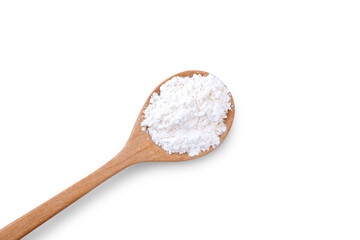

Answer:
[126,70,235,162]
[0,70,235,239]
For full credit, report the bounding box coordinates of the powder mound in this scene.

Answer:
[141,73,232,156]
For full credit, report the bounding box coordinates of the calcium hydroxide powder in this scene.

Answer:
[141,73,232,156]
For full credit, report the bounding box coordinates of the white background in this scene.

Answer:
[0,0,359,239]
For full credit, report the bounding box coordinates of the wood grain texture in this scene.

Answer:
[0,70,235,239]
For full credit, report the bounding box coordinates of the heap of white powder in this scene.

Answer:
[141,73,232,156]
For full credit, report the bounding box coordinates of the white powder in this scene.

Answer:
[141,73,232,156]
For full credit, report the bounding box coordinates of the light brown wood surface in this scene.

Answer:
[0,70,235,239]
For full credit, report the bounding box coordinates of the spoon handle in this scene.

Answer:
[0,153,132,240]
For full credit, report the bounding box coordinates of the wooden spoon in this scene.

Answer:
[0,70,235,239]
